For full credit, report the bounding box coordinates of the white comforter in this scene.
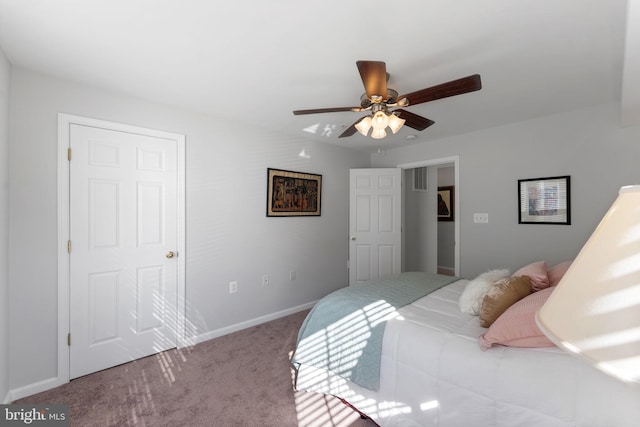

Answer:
[295,279,640,426]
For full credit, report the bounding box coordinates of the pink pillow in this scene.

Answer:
[513,261,549,291]
[479,287,556,350]
[548,260,572,287]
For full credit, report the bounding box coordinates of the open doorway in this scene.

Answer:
[399,157,459,277]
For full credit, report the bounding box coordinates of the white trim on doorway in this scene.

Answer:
[397,156,460,277]
[56,114,186,388]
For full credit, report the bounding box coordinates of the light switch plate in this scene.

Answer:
[473,213,489,223]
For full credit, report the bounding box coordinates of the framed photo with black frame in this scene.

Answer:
[266,168,322,217]
[518,175,571,225]
[438,186,454,221]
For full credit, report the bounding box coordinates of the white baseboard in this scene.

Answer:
[8,302,317,400]
[186,301,316,347]
[9,376,63,402]
[437,266,455,276]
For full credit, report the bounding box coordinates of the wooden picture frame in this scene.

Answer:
[438,186,454,221]
[267,168,322,217]
[518,175,571,225]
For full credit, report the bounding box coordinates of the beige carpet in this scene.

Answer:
[15,310,376,426]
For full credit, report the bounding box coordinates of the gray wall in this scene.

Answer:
[373,102,640,278]
[403,169,429,271]
[7,68,370,393]
[0,47,10,403]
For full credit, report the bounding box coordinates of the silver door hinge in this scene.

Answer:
[67,333,71,346]
[67,240,72,253]
[67,147,72,161]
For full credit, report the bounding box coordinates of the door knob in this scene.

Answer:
[166,251,175,259]
[350,236,356,240]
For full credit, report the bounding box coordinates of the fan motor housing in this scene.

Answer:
[360,89,398,108]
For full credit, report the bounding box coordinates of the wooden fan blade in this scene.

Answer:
[338,119,360,138]
[395,109,435,131]
[356,60,388,100]
[293,107,359,115]
[399,74,481,106]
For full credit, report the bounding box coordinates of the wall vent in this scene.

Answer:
[413,167,428,191]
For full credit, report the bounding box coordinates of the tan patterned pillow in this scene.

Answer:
[479,276,532,328]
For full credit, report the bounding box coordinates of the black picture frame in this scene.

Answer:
[518,175,571,225]
[438,186,454,221]
[266,168,322,217]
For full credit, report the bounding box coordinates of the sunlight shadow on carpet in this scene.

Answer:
[99,346,197,426]
[294,390,365,427]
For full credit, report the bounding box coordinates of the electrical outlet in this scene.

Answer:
[229,281,238,294]
[289,270,296,281]
[262,274,269,286]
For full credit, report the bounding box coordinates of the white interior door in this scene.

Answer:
[349,168,402,286]
[69,124,179,379]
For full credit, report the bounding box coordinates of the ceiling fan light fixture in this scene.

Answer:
[388,114,406,134]
[355,116,372,136]
[371,111,389,130]
[371,128,387,139]
[293,61,482,142]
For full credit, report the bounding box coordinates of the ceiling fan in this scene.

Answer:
[293,60,482,139]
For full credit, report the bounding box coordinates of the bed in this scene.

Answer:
[291,271,640,427]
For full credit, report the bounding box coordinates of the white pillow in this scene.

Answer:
[458,269,510,315]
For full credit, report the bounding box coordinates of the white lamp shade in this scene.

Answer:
[536,185,640,384]
[388,114,406,134]
[355,116,372,136]
[371,111,389,130]
[370,128,387,139]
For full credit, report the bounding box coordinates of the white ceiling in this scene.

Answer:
[0,0,637,152]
